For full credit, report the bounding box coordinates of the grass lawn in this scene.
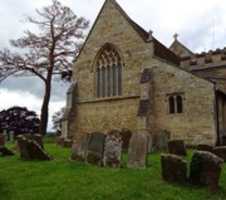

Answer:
[0,141,226,200]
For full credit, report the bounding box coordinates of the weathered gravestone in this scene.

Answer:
[127,132,148,169]
[17,135,51,161]
[0,147,14,156]
[213,146,226,162]
[120,129,132,152]
[168,140,187,156]
[24,134,43,149]
[0,134,5,147]
[197,144,213,153]
[86,132,106,166]
[161,154,187,184]
[33,134,43,148]
[71,134,90,162]
[153,130,170,151]
[103,130,122,168]
[190,151,223,192]
[17,135,31,159]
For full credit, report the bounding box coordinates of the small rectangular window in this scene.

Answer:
[168,94,184,114]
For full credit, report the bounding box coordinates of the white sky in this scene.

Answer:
[0,0,226,130]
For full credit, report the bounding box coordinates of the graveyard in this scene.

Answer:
[0,137,226,200]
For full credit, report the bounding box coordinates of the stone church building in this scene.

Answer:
[62,0,226,146]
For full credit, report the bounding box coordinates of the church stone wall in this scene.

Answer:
[70,98,139,139]
[68,0,218,146]
[69,0,153,140]
[149,59,217,145]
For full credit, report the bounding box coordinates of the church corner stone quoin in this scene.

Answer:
[63,0,226,146]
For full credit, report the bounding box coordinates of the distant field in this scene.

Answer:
[0,140,226,200]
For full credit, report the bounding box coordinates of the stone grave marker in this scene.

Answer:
[86,132,106,166]
[168,140,187,156]
[71,134,90,161]
[127,132,148,169]
[213,146,226,162]
[161,154,187,184]
[17,135,51,161]
[103,130,122,168]
[0,147,14,156]
[190,151,223,192]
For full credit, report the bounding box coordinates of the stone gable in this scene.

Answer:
[65,0,222,146]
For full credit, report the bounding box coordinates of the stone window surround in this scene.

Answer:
[167,93,185,114]
[95,44,123,99]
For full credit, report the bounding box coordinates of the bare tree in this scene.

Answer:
[0,65,17,83]
[0,0,89,135]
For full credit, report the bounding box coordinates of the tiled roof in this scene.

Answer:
[181,47,226,61]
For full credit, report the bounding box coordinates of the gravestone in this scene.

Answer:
[127,132,148,169]
[17,135,31,160]
[161,154,187,184]
[0,147,14,156]
[17,135,51,161]
[86,132,106,166]
[0,134,5,147]
[168,140,187,156]
[23,134,43,148]
[213,146,226,162]
[103,130,122,168]
[153,130,170,151]
[190,151,223,192]
[71,134,90,161]
[197,144,213,153]
[33,134,43,148]
[120,129,132,152]
[158,130,170,150]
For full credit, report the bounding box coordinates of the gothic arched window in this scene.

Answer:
[95,44,122,98]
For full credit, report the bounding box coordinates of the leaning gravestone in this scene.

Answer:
[127,132,148,169]
[86,132,106,166]
[23,134,44,149]
[213,146,226,162]
[0,147,14,156]
[71,134,90,162]
[161,154,187,184]
[17,135,51,161]
[168,140,187,156]
[17,135,31,160]
[33,134,44,148]
[103,130,122,168]
[190,151,223,192]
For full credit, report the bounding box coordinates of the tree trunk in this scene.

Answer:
[39,70,53,135]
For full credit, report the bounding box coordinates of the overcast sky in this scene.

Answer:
[0,0,226,130]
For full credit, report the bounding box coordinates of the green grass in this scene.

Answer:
[0,142,226,200]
